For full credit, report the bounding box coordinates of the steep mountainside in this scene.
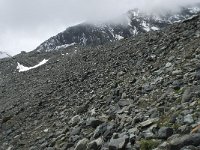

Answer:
[35,6,200,52]
[0,13,200,150]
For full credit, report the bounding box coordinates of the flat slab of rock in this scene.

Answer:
[139,118,159,128]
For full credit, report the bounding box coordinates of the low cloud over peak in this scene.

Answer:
[0,0,199,55]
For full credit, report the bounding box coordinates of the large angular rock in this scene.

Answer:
[87,137,103,150]
[109,135,129,150]
[158,127,173,139]
[168,133,200,150]
[86,118,104,128]
[184,114,194,124]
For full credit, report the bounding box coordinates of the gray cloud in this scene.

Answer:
[0,0,199,55]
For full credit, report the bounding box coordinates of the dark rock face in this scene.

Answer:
[158,127,174,139]
[35,7,200,52]
[1,10,200,150]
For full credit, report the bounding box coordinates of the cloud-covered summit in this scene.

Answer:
[0,0,199,55]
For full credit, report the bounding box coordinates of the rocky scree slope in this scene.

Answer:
[1,14,200,150]
[35,6,200,52]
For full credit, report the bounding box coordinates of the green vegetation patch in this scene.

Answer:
[140,139,160,150]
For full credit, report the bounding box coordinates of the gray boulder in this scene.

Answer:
[168,133,200,150]
[158,127,174,139]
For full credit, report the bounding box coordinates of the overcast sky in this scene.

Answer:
[0,0,199,55]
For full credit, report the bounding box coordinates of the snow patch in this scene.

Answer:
[115,34,124,40]
[17,59,48,72]
[151,26,159,31]
[189,7,200,13]
[55,43,76,50]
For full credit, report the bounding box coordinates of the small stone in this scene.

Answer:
[182,88,192,103]
[172,70,183,75]
[139,118,159,128]
[118,99,131,107]
[129,134,136,144]
[45,147,55,150]
[121,92,127,99]
[180,145,198,150]
[86,118,103,128]
[87,137,103,150]
[109,135,129,150]
[2,115,13,123]
[117,71,125,77]
[178,125,190,134]
[74,138,89,150]
[93,123,107,139]
[44,129,49,133]
[70,127,81,136]
[191,125,200,134]
[184,114,194,124]
[195,70,200,80]
[69,115,81,126]
[165,62,172,68]
[61,143,74,150]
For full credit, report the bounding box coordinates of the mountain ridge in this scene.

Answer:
[35,6,200,52]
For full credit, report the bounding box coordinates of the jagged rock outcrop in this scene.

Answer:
[0,12,200,150]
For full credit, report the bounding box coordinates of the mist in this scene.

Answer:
[0,0,199,55]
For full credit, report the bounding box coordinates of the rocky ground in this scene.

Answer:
[0,14,200,150]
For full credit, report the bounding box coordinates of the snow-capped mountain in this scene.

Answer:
[35,6,200,52]
[0,51,11,59]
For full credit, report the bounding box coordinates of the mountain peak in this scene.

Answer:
[35,6,200,52]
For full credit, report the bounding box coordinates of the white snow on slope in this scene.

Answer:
[17,59,48,72]
[55,43,76,50]
[151,26,159,31]
[115,34,124,40]
[189,7,200,13]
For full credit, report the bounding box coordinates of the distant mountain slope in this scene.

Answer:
[35,6,200,52]
[0,51,11,59]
